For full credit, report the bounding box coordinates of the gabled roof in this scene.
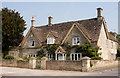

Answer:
[55,46,66,54]
[32,18,103,44]
[21,17,118,46]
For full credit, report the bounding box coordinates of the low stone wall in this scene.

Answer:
[42,57,118,72]
[46,60,82,71]
[1,57,36,69]
[17,61,29,68]
[2,60,17,67]
[90,60,118,70]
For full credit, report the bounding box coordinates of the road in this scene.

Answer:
[0,66,118,76]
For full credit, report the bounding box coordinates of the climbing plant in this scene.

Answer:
[75,43,102,60]
[44,44,59,54]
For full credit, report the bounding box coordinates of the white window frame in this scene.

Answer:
[72,37,80,45]
[70,53,82,60]
[47,37,55,44]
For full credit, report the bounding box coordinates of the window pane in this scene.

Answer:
[47,37,55,44]
[72,37,80,45]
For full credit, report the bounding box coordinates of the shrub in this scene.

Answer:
[16,57,24,61]
[5,55,14,59]
[22,56,29,61]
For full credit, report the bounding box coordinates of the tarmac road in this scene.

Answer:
[0,66,118,76]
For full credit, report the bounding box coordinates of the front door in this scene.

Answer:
[58,53,63,60]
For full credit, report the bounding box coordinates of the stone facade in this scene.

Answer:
[97,24,118,60]
[19,32,41,58]
[9,8,119,60]
[64,26,88,45]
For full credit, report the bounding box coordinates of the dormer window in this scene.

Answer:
[29,40,35,47]
[72,37,80,45]
[47,37,55,44]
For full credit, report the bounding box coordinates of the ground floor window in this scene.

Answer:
[70,53,82,60]
[47,54,54,60]
[28,54,37,57]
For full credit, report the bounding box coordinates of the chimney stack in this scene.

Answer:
[97,8,103,20]
[48,16,53,26]
[31,16,35,27]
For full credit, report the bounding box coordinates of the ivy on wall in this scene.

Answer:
[36,42,102,60]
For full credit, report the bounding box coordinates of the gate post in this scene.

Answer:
[29,57,36,69]
[81,56,91,72]
[41,57,48,70]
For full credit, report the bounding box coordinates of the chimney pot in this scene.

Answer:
[31,16,35,27]
[48,16,53,26]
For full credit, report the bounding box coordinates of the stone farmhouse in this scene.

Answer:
[9,8,119,60]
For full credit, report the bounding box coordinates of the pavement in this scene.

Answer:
[0,66,118,76]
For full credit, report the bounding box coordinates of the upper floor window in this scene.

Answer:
[30,34,33,38]
[47,37,55,44]
[29,40,35,47]
[72,37,80,45]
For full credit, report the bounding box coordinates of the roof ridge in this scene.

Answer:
[35,17,97,28]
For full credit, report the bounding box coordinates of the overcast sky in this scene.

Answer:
[2,2,118,35]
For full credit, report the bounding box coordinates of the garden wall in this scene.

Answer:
[90,60,118,70]
[46,60,82,71]
[41,57,118,72]
[1,57,36,69]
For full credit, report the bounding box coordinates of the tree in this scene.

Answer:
[2,8,26,56]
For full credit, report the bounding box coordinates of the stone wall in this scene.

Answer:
[17,61,29,68]
[42,57,118,72]
[1,57,36,69]
[90,60,118,70]
[46,60,82,71]
[2,60,17,67]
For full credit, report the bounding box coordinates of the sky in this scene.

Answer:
[2,2,118,35]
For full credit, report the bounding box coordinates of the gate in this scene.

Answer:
[36,60,41,69]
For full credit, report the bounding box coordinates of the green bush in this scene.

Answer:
[5,55,14,59]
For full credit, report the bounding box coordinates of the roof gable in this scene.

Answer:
[61,23,91,44]
[19,27,42,47]
[47,31,58,38]
[55,46,66,54]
